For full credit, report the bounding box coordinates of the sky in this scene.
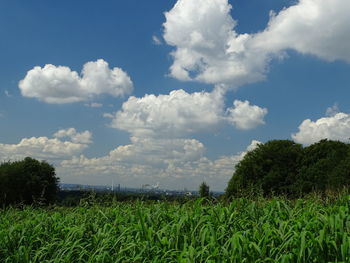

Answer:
[1,0,350,191]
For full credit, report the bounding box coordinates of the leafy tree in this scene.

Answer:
[199,182,210,198]
[297,139,350,194]
[225,140,303,198]
[0,157,59,206]
[225,139,350,200]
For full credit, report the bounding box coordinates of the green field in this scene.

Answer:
[1,196,350,263]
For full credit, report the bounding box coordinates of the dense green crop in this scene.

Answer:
[1,196,350,262]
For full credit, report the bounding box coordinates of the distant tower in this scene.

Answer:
[112,178,114,192]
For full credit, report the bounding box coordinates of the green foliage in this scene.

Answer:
[226,139,350,199]
[199,181,210,198]
[297,139,350,193]
[1,195,350,262]
[0,157,59,206]
[226,140,303,198]
[57,191,196,207]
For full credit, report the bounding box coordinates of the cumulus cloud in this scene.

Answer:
[59,137,206,189]
[254,0,350,62]
[112,89,225,138]
[226,100,268,130]
[60,138,260,191]
[110,89,266,137]
[94,85,265,189]
[53,128,92,144]
[19,59,133,104]
[163,0,269,87]
[163,0,350,88]
[62,137,205,168]
[0,128,92,161]
[292,113,350,145]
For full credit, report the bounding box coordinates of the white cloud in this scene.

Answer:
[59,137,206,189]
[226,100,268,130]
[80,59,133,97]
[19,59,133,104]
[103,113,114,119]
[111,89,267,138]
[163,0,350,88]
[63,137,205,168]
[53,128,92,144]
[326,103,339,117]
[292,113,350,145]
[85,102,103,108]
[246,139,262,152]
[163,0,269,87]
[59,138,260,191]
[254,0,350,62]
[91,84,265,190]
[152,35,162,45]
[112,89,225,138]
[0,128,92,161]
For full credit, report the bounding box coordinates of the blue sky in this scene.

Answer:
[1,0,350,191]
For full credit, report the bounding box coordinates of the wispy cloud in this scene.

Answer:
[326,103,340,117]
[103,113,114,119]
[152,35,162,45]
[85,102,103,108]
[4,90,11,97]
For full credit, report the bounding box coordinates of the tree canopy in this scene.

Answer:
[225,139,350,199]
[297,139,350,193]
[199,182,210,198]
[0,157,59,206]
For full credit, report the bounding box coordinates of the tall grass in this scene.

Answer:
[1,196,350,262]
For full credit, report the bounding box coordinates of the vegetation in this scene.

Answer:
[199,181,210,198]
[1,194,350,262]
[0,157,59,206]
[2,140,350,262]
[226,139,350,199]
[57,191,196,206]
[297,139,350,193]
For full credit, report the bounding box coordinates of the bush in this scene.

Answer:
[0,157,59,206]
[225,139,350,199]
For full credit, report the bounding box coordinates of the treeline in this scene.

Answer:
[2,138,350,207]
[225,139,350,199]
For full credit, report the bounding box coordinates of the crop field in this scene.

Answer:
[1,196,350,263]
